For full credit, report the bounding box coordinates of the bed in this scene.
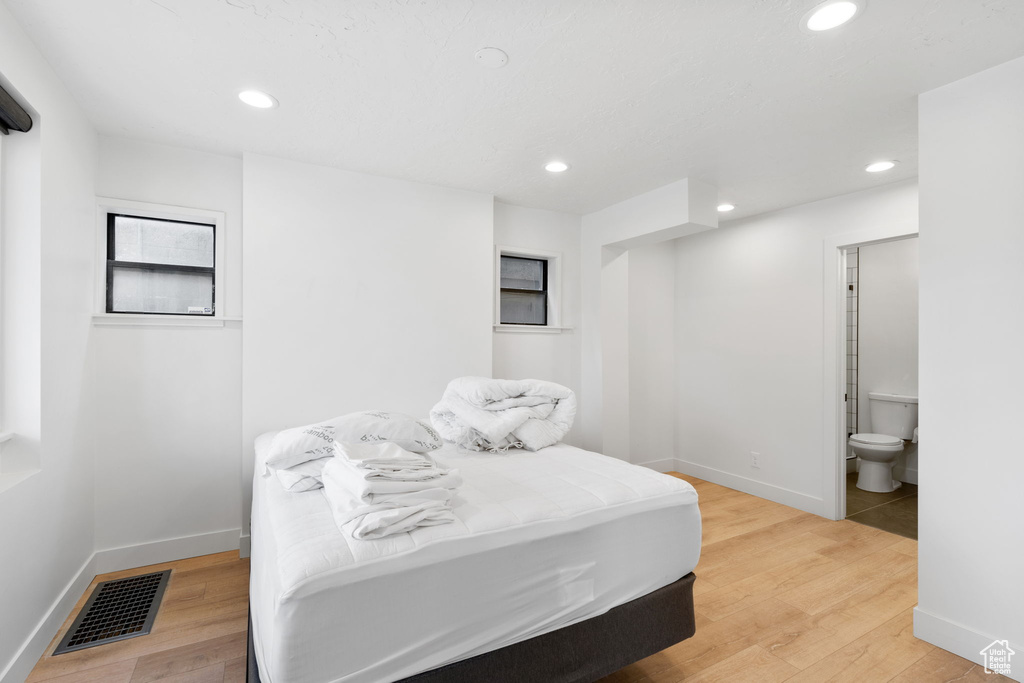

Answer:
[248,433,702,683]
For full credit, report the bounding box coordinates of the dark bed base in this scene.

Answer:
[247,572,696,683]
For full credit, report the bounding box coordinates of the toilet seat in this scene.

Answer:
[850,432,905,493]
[849,433,903,447]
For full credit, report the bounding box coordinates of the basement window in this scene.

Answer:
[107,214,215,315]
[96,199,226,320]
[499,255,548,325]
[494,246,565,332]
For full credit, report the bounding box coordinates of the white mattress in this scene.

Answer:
[250,434,701,683]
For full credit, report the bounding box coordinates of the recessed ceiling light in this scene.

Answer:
[475,47,509,68]
[545,161,569,173]
[802,1,862,32]
[238,90,278,109]
[717,203,736,212]
[865,160,897,173]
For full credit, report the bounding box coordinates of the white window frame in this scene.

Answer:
[93,197,228,327]
[494,245,568,333]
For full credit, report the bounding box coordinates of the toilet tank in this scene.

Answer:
[868,392,919,439]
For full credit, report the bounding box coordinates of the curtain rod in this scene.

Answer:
[0,82,33,135]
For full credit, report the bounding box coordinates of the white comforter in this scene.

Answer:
[429,377,576,451]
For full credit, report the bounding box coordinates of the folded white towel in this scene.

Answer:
[337,440,435,468]
[359,468,448,482]
[335,441,444,483]
[274,456,331,492]
[323,455,462,504]
[322,448,461,539]
[322,474,456,539]
[324,484,454,520]
[346,501,456,540]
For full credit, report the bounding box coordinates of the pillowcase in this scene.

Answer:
[265,411,442,474]
[275,457,331,492]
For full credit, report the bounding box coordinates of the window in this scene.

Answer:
[106,214,215,315]
[499,255,548,325]
[494,246,563,331]
[96,199,226,320]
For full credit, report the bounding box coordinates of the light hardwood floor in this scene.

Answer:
[28,473,1004,683]
[599,474,1005,683]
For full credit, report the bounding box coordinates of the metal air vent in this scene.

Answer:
[53,570,171,655]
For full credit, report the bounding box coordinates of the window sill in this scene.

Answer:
[493,324,573,334]
[92,314,242,328]
[0,469,40,494]
[0,433,40,494]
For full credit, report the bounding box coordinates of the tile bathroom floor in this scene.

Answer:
[846,472,918,539]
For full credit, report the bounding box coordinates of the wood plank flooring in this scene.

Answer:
[28,473,1002,683]
[597,474,1006,683]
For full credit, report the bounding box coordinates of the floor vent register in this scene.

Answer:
[53,570,171,655]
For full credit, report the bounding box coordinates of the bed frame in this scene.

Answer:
[247,571,696,683]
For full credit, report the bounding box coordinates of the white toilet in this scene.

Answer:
[849,392,918,493]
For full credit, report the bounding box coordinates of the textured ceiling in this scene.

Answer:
[6,0,1024,217]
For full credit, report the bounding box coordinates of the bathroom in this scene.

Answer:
[845,237,919,538]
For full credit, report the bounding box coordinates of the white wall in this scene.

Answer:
[241,154,494,540]
[92,138,244,558]
[598,249,632,460]
[916,56,1024,675]
[856,237,919,430]
[672,181,918,513]
[492,202,582,444]
[0,4,98,679]
[857,237,919,483]
[579,178,718,456]
[628,242,676,468]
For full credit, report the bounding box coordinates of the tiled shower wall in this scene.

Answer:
[847,248,859,435]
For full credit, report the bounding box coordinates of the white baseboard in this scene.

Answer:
[635,458,677,473]
[95,528,241,574]
[672,458,825,516]
[239,532,251,558]
[0,553,96,683]
[914,607,1022,682]
[899,466,918,485]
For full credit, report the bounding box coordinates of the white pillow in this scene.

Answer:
[275,457,331,492]
[265,411,441,473]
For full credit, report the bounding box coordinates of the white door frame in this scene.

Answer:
[821,222,918,520]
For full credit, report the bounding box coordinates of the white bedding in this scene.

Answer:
[250,434,701,683]
[430,377,577,451]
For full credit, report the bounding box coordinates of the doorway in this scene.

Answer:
[841,239,919,538]
[821,223,918,521]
